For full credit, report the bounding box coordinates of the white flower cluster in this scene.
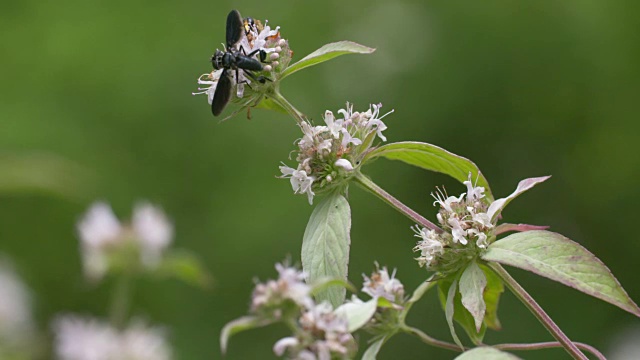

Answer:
[280,103,393,204]
[249,263,355,359]
[77,202,173,281]
[273,302,356,360]
[362,263,404,303]
[413,174,495,270]
[251,262,314,314]
[53,316,171,360]
[193,17,290,103]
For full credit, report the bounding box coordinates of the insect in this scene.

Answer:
[210,10,269,116]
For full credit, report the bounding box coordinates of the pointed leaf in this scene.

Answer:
[459,262,487,332]
[362,335,392,360]
[335,297,378,332]
[494,223,549,235]
[482,230,640,317]
[442,279,464,350]
[455,347,521,360]
[439,279,486,345]
[281,41,375,79]
[302,192,351,307]
[254,97,287,114]
[487,176,550,221]
[362,142,493,200]
[480,264,504,330]
[220,316,273,354]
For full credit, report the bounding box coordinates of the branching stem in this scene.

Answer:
[354,172,442,232]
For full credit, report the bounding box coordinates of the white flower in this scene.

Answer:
[252,263,313,313]
[334,159,354,172]
[53,316,171,360]
[447,217,468,245]
[133,203,173,268]
[412,226,445,268]
[273,337,299,356]
[432,188,465,213]
[0,261,34,348]
[53,316,120,360]
[324,110,343,139]
[191,70,223,105]
[362,264,404,302]
[279,165,316,204]
[463,173,486,203]
[121,321,171,360]
[77,202,122,280]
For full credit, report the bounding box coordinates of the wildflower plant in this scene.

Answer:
[208,8,640,360]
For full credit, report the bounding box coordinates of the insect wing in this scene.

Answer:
[211,71,233,116]
[236,56,263,72]
[226,10,243,48]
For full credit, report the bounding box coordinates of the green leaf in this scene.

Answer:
[482,230,640,317]
[254,96,287,114]
[455,347,521,360]
[480,264,504,330]
[486,176,550,221]
[362,142,493,200]
[439,278,486,346]
[459,262,487,332]
[281,41,376,79]
[335,297,378,332]
[0,152,92,199]
[444,279,465,350]
[302,192,351,307]
[362,335,392,360]
[156,250,211,288]
[220,316,273,354]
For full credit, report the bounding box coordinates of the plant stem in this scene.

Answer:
[402,325,465,352]
[488,263,589,360]
[109,275,133,329]
[354,172,442,232]
[270,88,305,125]
[493,342,605,360]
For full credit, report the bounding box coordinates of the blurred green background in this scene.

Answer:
[1,0,639,358]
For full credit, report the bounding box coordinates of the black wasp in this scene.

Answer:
[210,9,269,116]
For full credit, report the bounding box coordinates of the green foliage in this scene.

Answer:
[220,316,274,354]
[334,297,379,332]
[482,230,640,317]
[459,261,487,332]
[439,277,487,348]
[301,192,351,307]
[362,141,493,200]
[280,41,376,79]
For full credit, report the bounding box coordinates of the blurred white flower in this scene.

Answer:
[53,315,171,360]
[274,302,355,360]
[252,262,313,315]
[132,202,174,268]
[76,201,174,281]
[412,226,445,268]
[362,263,404,303]
[0,260,35,349]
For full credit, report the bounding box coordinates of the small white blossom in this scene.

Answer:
[53,316,171,360]
[275,302,355,360]
[279,165,316,205]
[334,159,354,172]
[412,226,445,268]
[132,203,174,268]
[362,263,404,303]
[76,201,175,281]
[252,263,313,314]
[448,217,469,245]
[463,173,486,202]
[432,188,465,213]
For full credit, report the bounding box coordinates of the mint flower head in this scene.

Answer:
[412,173,495,273]
[279,103,393,204]
[192,14,291,118]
